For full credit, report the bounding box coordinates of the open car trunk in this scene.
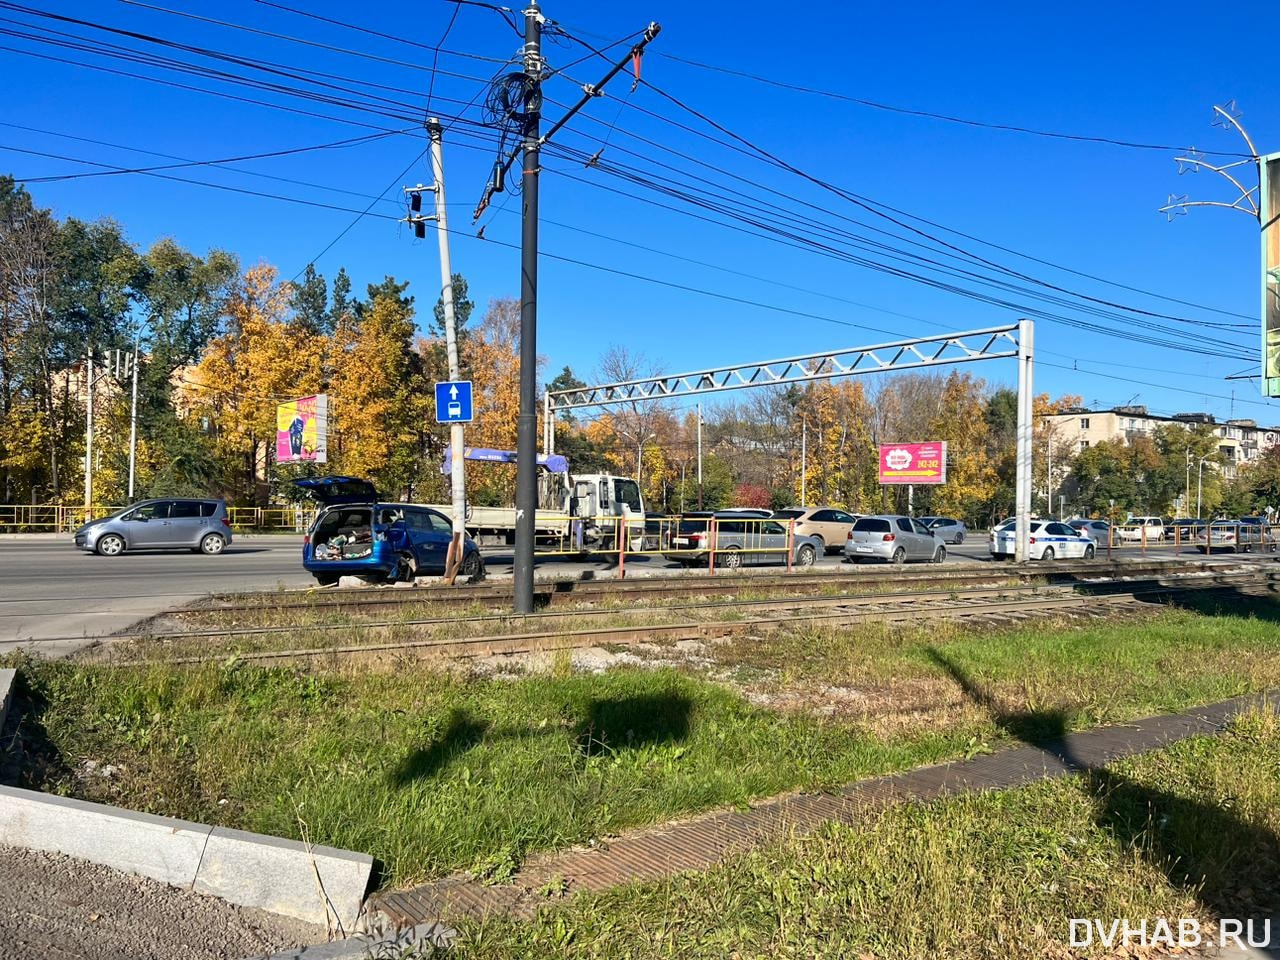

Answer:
[310,506,375,561]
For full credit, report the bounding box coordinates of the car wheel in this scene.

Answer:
[314,572,340,586]
[955,532,965,544]
[720,549,743,569]
[199,533,226,555]
[891,547,906,565]
[460,550,485,581]
[96,533,125,557]
[795,545,816,568]
[1041,546,1055,561]
[1084,544,1096,560]
[933,545,946,563]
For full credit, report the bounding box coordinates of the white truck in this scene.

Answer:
[430,447,646,551]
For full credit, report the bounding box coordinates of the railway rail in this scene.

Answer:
[99,563,1280,669]
[186,557,1258,618]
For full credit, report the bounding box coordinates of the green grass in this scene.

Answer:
[455,709,1280,960]
[7,658,969,886]
[6,597,1280,890]
[716,595,1280,737]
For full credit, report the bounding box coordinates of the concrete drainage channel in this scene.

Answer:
[0,667,443,959]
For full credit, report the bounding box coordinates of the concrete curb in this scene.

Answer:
[0,669,14,733]
[0,784,373,928]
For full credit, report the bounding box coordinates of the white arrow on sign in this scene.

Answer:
[450,384,458,399]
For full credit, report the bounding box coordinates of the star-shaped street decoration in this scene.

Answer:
[1212,99,1242,127]
[1175,148,1204,174]
[1161,194,1190,221]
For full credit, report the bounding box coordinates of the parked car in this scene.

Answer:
[844,515,945,564]
[73,498,232,556]
[295,477,485,585]
[990,520,1096,560]
[1115,516,1166,542]
[920,516,968,544]
[1067,518,1111,545]
[642,512,669,551]
[716,507,775,518]
[1166,518,1207,542]
[662,512,821,568]
[771,506,859,553]
[1195,520,1277,554]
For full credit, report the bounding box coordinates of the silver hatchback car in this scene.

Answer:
[663,512,823,569]
[844,515,945,564]
[74,498,233,556]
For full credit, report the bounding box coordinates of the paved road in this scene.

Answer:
[0,536,312,655]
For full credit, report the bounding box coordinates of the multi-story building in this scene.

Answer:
[1044,405,1280,479]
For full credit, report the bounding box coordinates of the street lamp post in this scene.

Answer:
[1185,449,1192,517]
[1197,457,1210,518]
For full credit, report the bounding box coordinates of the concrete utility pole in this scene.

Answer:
[127,335,140,500]
[508,7,662,613]
[696,403,703,509]
[428,119,468,582]
[800,418,806,508]
[1015,318,1034,561]
[83,343,93,515]
[512,1,544,614]
[406,122,469,581]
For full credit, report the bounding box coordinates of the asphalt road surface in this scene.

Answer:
[0,535,313,655]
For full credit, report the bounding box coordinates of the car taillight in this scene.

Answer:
[303,533,311,546]
[847,530,854,540]
[1029,537,1036,544]
[690,532,705,543]
[882,533,895,542]
[221,516,231,528]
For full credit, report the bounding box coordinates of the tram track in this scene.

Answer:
[185,557,1259,618]
[99,565,1280,668]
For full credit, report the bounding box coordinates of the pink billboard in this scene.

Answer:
[275,394,328,464]
[878,441,947,485]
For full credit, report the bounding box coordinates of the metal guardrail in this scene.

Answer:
[531,514,806,577]
[0,504,317,533]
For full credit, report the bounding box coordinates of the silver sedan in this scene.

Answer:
[844,515,945,564]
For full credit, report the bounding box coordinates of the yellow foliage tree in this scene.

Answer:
[327,293,427,497]
[188,265,324,503]
[927,371,997,519]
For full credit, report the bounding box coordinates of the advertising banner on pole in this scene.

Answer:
[275,394,328,463]
[878,441,947,485]
[1263,153,1280,397]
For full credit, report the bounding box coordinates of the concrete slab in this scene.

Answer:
[194,826,373,931]
[0,784,212,887]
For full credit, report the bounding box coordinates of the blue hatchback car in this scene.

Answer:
[295,477,484,586]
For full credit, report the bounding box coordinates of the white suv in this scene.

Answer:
[1116,516,1165,542]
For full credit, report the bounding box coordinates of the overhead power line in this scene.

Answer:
[11,127,409,184]
[550,26,1255,326]
[551,17,1251,159]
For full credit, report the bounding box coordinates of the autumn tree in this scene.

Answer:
[327,291,427,497]
[186,265,324,503]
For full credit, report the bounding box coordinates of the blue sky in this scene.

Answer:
[4,0,1277,427]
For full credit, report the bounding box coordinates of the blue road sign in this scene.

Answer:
[435,380,473,423]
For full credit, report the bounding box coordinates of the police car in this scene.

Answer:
[990,519,1096,561]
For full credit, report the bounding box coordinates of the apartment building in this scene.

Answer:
[1044,405,1280,478]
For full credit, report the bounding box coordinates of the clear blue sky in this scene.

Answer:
[4,0,1277,427]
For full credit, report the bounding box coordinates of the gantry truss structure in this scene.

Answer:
[544,321,1036,561]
